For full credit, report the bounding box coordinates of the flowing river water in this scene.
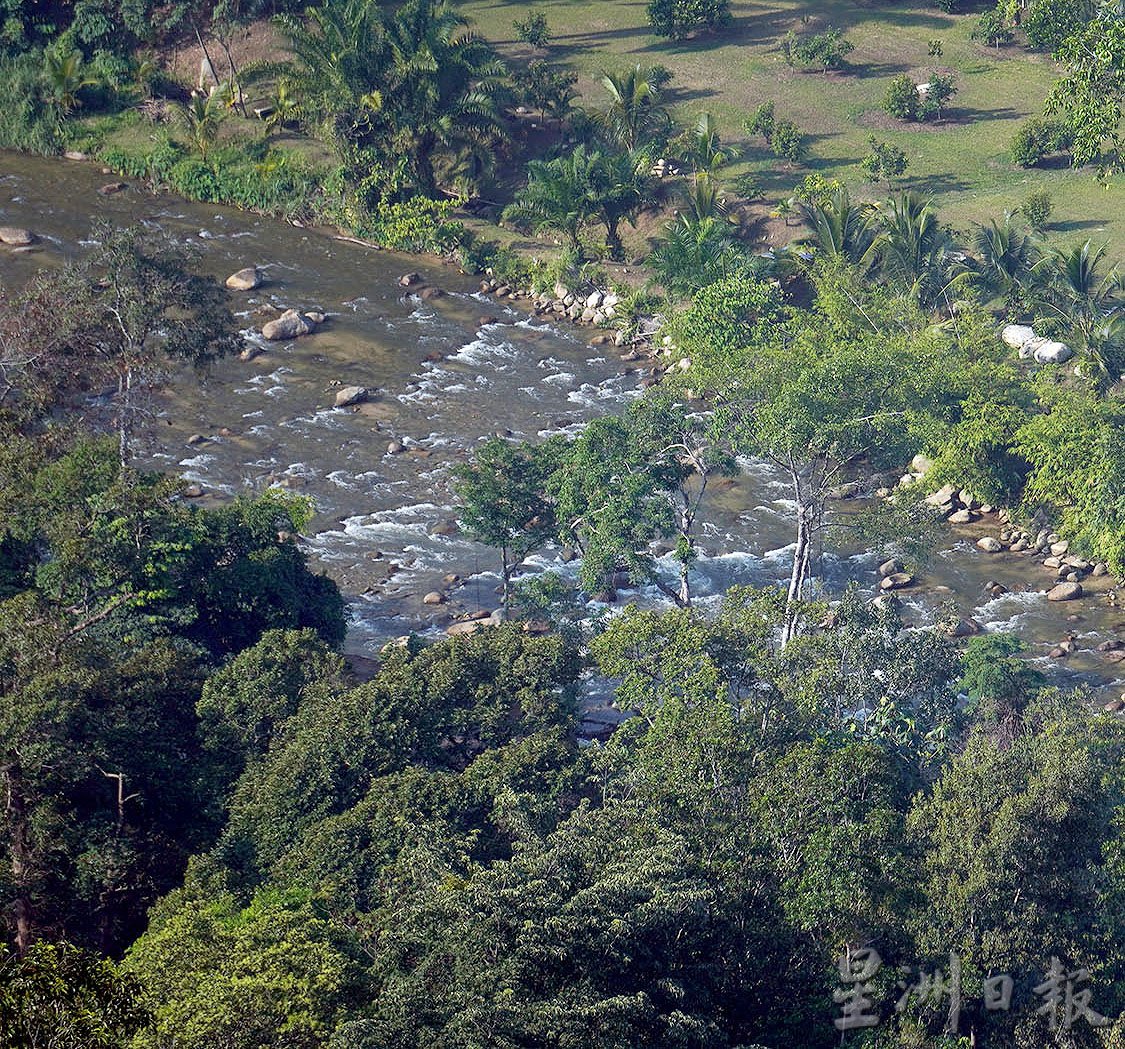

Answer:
[2,151,1122,710]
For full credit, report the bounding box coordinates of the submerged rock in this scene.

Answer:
[334,385,369,408]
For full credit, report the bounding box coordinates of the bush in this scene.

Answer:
[917,73,957,121]
[1021,190,1053,230]
[745,101,775,139]
[883,74,919,121]
[513,12,551,48]
[769,119,806,163]
[793,172,845,206]
[862,136,909,184]
[1010,117,1073,167]
[0,52,67,154]
[646,0,731,39]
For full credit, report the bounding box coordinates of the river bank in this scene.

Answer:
[1,149,1122,705]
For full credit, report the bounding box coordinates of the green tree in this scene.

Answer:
[861,136,909,185]
[784,26,856,72]
[503,146,600,254]
[1045,12,1125,173]
[646,0,731,39]
[798,186,878,263]
[883,73,920,120]
[41,48,98,114]
[513,10,550,48]
[971,9,1014,48]
[172,89,229,162]
[452,437,565,606]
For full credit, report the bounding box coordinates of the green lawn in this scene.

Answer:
[459,0,1124,249]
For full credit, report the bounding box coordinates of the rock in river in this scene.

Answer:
[334,385,369,408]
[0,227,34,246]
[261,309,318,341]
[976,536,1003,553]
[1047,581,1084,602]
[226,266,262,291]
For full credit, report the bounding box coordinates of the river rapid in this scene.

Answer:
[1,151,1122,705]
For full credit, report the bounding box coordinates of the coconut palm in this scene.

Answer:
[43,49,99,115]
[797,187,877,265]
[599,65,671,150]
[173,89,230,162]
[681,112,737,173]
[650,213,748,297]
[865,192,971,310]
[1039,240,1123,384]
[973,212,1042,306]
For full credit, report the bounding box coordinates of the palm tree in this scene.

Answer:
[599,65,670,150]
[264,80,301,137]
[681,112,737,173]
[503,147,598,254]
[1039,240,1123,385]
[682,173,728,223]
[381,0,508,197]
[797,187,877,265]
[43,49,99,115]
[650,213,748,297]
[865,192,971,310]
[588,150,652,259]
[173,89,230,162]
[973,213,1041,307]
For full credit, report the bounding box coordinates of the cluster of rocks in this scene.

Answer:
[923,483,1000,523]
[479,277,623,328]
[397,272,445,300]
[1001,324,1073,365]
[261,308,325,341]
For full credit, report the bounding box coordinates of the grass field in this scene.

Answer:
[459,0,1125,250]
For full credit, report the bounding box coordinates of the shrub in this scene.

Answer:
[359,197,468,255]
[1010,116,1073,167]
[769,119,806,163]
[883,74,919,121]
[745,101,775,140]
[793,172,845,206]
[646,0,731,39]
[1021,190,1053,230]
[513,12,551,49]
[0,52,67,154]
[862,136,909,184]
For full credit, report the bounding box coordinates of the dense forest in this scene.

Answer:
[1,0,1124,1046]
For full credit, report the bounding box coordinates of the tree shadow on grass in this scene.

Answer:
[1051,218,1112,234]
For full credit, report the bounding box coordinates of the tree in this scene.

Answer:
[513,60,577,127]
[883,73,919,120]
[861,136,909,186]
[972,212,1041,306]
[21,225,240,464]
[502,146,602,254]
[276,0,508,197]
[598,65,671,150]
[678,111,738,173]
[1024,0,1096,51]
[971,9,1014,49]
[690,262,954,642]
[452,437,565,606]
[513,11,550,49]
[1010,115,1073,166]
[918,72,956,121]
[550,398,733,606]
[1045,12,1125,173]
[783,26,856,72]
[649,211,752,298]
[769,118,807,163]
[1020,188,1053,230]
[646,0,731,39]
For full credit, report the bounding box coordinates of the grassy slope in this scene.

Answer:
[460,0,1124,249]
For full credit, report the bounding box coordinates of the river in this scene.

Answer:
[1,151,1121,706]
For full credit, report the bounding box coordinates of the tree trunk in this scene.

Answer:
[118,366,133,467]
[4,760,34,955]
[782,494,813,647]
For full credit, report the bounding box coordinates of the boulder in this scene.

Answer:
[947,509,975,524]
[334,385,369,408]
[446,619,487,636]
[398,272,422,287]
[1032,339,1073,365]
[226,266,261,291]
[1050,540,1070,556]
[977,537,1003,553]
[0,227,34,246]
[1001,324,1036,351]
[878,558,902,577]
[926,483,958,508]
[1047,581,1084,602]
[951,617,984,637]
[880,572,915,591]
[387,440,405,455]
[422,591,445,605]
[910,453,933,475]
[98,182,128,196]
[586,290,603,310]
[429,519,459,537]
[261,308,316,341]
